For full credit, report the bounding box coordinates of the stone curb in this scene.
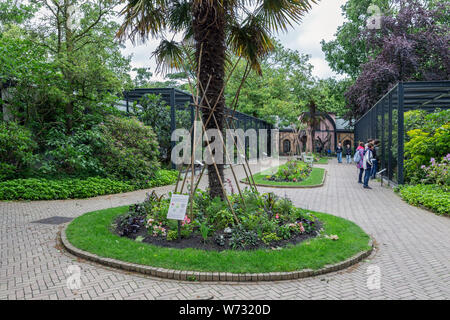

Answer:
[61,226,374,282]
[240,169,327,189]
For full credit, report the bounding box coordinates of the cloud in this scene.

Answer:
[277,0,347,79]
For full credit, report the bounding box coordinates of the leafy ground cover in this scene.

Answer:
[0,169,178,201]
[396,184,449,216]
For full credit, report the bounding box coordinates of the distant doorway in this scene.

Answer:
[283,139,291,154]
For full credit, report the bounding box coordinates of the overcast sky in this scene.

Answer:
[119,0,348,81]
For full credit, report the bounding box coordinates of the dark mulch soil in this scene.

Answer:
[113,216,322,252]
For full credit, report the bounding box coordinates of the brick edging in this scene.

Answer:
[241,169,327,189]
[60,226,374,282]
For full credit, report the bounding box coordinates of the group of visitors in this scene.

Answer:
[335,143,353,164]
[354,139,380,189]
[335,139,380,189]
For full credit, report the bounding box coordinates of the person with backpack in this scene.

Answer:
[363,143,375,189]
[336,143,343,163]
[345,144,352,164]
[354,142,365,183]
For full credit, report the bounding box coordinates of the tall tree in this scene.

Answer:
[28,0,131,133]
[346,0,450,118]
[321,0,391,79]
[118,0,318,199]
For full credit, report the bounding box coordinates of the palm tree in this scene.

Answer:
[117,0,317,199]
[300,100,324,154]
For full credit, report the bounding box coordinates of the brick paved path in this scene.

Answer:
[1,159,449,300]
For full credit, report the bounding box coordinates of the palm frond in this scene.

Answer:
[254,0,317,33]
[168,0,192,33]
[117,0,168,43]
[228,14,275,75]
[152,38,185,75]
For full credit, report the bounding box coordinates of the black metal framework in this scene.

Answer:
[123,88,274,167]
[354,81,450,185]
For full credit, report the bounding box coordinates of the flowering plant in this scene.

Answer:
[146,218,167,237]
[268,160,312,182]
[420,155,449,187]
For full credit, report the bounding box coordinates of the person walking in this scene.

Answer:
[355,142,365,184]
[345,144,352,164]
[336,143,343,163]
[363,143,374,189]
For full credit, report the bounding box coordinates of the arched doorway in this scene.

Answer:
[300,135,307,152]
[283,139,291,154]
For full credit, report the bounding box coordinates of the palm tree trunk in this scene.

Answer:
[192,1,227,200]
[309,101,317,154]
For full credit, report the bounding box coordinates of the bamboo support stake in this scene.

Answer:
[196,81,247,208]
[200,119,239,224]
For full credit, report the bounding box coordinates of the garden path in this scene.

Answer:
[1,159,450,299]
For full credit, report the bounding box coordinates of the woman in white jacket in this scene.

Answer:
[363,143,374,189]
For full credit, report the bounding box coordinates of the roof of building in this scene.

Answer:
[336,118,353,131]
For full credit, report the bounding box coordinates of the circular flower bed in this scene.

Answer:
[265,160,312,183]
[115,190,321,251]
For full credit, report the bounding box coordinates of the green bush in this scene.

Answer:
[38,126,105,177]
[147,169,178,188]
[0,122,36,180]
[0,177,134,200]
[0,169,178,201]
[397,184,449,216]
[404,110,450,183]
[97,116,160,184]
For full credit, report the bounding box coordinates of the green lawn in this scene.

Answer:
[65,206,371,274]
[247,167,325,187]
[314,157,329,164]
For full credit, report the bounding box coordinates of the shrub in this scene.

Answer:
[417,155,450,187]
[97,116,160,184]
[147,169,178,188]
[397,184,449,216]
[38,126,105,177]
[0,122,36,180]
[0,177,134,200]
[404,110,450,183]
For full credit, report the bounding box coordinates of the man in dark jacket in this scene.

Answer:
[336,143,343,163]
[345,144,352,164]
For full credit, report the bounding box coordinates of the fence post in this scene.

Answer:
[381,99,385,172]
[388,92,393,182]
[397,82,405,185]
[170,89,176,170]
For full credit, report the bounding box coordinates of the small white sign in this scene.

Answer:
[167,194,190,220]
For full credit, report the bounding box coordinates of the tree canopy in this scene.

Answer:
[345,0,449,118]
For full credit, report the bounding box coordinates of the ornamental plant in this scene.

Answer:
[115,189,320,250]
[419,155,450,189]
[267,160,312,183]
[404,119,450,184]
